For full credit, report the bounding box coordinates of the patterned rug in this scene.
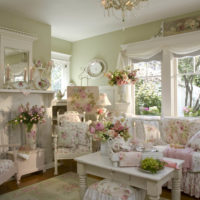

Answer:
[0,172,168,200]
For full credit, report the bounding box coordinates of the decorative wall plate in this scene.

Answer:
[86,59,107,79]
[34,79,50,90]
[12,81,29,89]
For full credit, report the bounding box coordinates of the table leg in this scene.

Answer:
[77,163,87,200]
[148,196,160,200]
[172,168,182,200]
[147,181,161,200]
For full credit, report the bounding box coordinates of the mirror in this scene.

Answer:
[86,59,107,79]
[4,47,29,82]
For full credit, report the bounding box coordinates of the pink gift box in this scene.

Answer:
[119,152,142,167]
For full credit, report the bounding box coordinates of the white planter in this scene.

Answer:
[117,85,128,103]
[100,142,108,156]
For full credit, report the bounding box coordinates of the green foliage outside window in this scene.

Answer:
[178,56,200,117]
[135,79,161,116]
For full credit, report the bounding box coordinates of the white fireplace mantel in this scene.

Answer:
[0,89,54,94]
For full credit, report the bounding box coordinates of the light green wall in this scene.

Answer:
[0,9,51,65]
[71,10,200,86]
[51,37,72,55]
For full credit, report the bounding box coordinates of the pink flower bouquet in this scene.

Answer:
[89,120,130,142]
[9,103,46,132]
[105,67,138,86]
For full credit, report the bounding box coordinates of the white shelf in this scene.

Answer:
[0,89,55,94]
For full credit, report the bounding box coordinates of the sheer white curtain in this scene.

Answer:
[117,30,200,115]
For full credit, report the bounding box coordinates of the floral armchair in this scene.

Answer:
[52,111,92,175]
[0,144,19,185]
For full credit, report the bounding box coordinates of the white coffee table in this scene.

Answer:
[75,152,184,200]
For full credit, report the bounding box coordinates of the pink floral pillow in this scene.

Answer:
[162,119,190,145]
[187,130,200,151]
[56,124,78,148]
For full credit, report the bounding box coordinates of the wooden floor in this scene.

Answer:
[0,160,197,200]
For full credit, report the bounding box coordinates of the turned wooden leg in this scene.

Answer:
[172,168,182,200]
[54,157,58,175]
[77,163,87,200]
[16,174,21,185]
[148,196,160,200]
[147,181,161,200]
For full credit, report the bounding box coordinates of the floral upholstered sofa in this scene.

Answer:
[130,116,200,198]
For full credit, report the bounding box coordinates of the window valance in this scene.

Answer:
[117,30,200,68]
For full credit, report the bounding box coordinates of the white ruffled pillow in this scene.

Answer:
[187,130,200,151]
[59,111,81,126]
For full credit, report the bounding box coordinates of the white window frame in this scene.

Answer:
[172,55,200,116]
[51,51,71,95]
[132,61,162,116]
[120,31,200,117]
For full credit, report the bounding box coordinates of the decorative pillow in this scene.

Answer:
[62,121,89,146]
[162,118,190,145]
[55,124,78,148]
[76,122,89,146]
[0,160,14,174]
[188,119,200,139]
[59,111,81,126]
[143,121,162,145]
[187,130,200,151]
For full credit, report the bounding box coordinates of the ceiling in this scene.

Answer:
[0,0,200,42]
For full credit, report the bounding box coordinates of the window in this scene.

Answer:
[133,60,162,116]
[175,55,200,117]
[51,59,70,98]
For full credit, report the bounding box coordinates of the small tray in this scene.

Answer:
[138,167,164,174]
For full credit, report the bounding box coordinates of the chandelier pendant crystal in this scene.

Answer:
[101,0,148,22]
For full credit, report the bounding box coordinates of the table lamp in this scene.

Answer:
[97,93,111,120]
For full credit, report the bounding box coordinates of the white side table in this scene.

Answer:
[15,148,45,183]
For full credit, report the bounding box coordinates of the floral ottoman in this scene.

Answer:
[83,179,146,200]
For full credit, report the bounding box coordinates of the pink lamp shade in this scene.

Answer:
[97,93,111,106]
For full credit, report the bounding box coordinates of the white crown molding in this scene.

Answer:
[0,26,37,42]
[51,51,71,62]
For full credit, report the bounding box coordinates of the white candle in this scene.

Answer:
[30,67,33,81]
[6,64,10,81]
[24,68,27,82]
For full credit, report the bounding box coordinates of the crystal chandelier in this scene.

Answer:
[101,0,148,22]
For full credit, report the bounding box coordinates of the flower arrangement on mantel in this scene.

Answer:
[89,119,130,142]
[105,67,138,86]
[9,103,46,132]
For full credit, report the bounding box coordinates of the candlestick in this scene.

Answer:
[24,68,27,82]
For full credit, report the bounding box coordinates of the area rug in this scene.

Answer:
[0,172,168,200]
[0,172,98,200]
